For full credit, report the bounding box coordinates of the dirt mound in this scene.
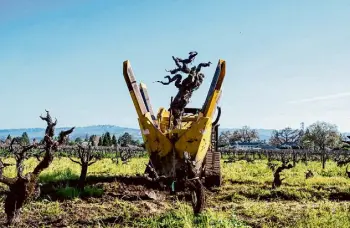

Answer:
[38,174,170,200]
[0,175,187,227]
[101,181,167,201]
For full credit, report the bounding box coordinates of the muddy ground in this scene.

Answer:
[0,174,349,227]
[0,176,208,227]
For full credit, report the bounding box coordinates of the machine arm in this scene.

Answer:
[123,60,148,118]
[201,60,226,119]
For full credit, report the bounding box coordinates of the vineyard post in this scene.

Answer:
[304,149,308,165]
[292,149,296,167]
[322,149,326,169]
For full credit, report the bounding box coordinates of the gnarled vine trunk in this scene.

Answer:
[0,110,74,225]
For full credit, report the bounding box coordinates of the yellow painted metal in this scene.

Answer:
[130,93,144,118]
[174,117,212,159]
[137,118,149,152]
[138,113,172,157]
[203,90,221,119]
[193,119,213,170]
[203,60,226,118]
[139,82,158,127]
[123,60,147,118]
[157,107,170,133]
[123,59,225,168]
[214,60,226,91]
[124,60,172,157]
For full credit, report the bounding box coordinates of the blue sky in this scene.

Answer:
[0,0,350,131]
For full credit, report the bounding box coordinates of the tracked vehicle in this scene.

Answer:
[123,59,226,213]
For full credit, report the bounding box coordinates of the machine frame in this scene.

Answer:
[122,59,226,213]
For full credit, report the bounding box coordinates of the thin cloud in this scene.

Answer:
[289,92,350,104]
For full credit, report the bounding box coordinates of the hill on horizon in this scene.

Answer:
[0,125,277,142]
[2,125,348,142]
[0,125,142,141]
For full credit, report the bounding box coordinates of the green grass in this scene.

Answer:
[222,159,349,186]
[0,157,349,227]
[0,157,148,183]
[136,202,249,228]
[56,186,104,199]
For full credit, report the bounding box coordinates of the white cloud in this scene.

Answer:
[288,92,350,104]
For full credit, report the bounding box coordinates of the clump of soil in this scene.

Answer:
[0,175,186,227]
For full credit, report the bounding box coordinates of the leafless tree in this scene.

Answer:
[302,121,341,169]
[69,144,100,190]
[302,122,340,151]
[230,126,259,143]
[218,130,231,146]
[269,127,302,147]
[0,110,74,225]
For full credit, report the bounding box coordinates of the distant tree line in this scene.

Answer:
[73,132,142,147]
[0,132,31,145]
[2,131,142,148]
[2,121,348,152]
[218,121,349,151]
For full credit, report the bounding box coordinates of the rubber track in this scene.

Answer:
[204,150,222,188]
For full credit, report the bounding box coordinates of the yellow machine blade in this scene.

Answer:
[123,60,172,157]
[174,117,212,161]
[122,59,226,179]
[202,60,226,118]
[139,113,172,157]
[123,60,148,118]
[139,82,158,127]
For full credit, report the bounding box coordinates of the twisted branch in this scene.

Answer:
[33,111,74,175]
[272,162,294,189]
[8,137,38,178]
[0,160,15,186]
[40,110,57,137]
[155,74,183,88]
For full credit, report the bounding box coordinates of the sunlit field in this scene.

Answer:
[0,157,349,227]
